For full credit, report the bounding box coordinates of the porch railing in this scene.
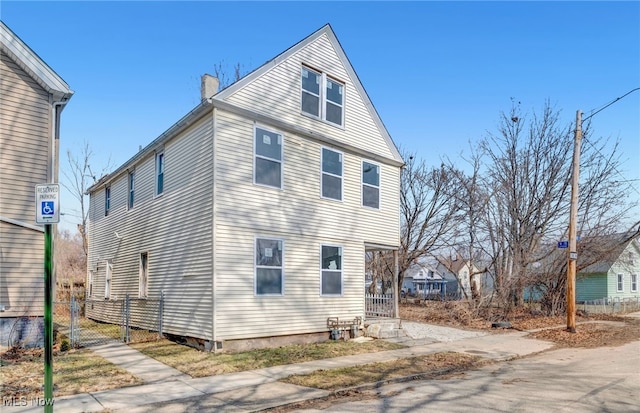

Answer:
[365,293,394,318]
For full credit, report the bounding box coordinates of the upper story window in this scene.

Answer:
[362,161,380,209]
[255,238,284,295]
[104,186,111,216]
[301,66,345,127]
[156,152,164,196]
[321,147,343,201]
[128,171,135,209]
[254,126,283,189]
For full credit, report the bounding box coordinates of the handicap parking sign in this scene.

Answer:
[42,201,55,216]
[35,184,60,224]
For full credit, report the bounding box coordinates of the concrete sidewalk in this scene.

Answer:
[2,327,557,413]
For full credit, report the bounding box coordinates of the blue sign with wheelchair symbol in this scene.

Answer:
[41,201,55,216]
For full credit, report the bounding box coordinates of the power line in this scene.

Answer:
[583,87,640,122]
[580,87,640,195]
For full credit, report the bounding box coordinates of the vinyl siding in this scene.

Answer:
[87,114,215,339]
[213,109,399,340]
[575,273,607,301]
[223,33,395,161]
[0,50,51,318]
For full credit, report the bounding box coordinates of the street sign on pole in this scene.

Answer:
[35,184,60,224]
[558,241,569,249]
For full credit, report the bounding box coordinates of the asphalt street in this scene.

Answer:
[295,340,640,412]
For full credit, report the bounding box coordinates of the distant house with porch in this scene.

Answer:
[86,25,403,351]
[0,21,73,346]
[402,262,446,298]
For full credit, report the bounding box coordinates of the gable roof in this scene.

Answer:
[214,24,403,165]
[579,232,639,274]
[0,21,73,101]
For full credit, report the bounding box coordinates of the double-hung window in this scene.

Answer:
[128,171,135,209]
[255,238,283,295]
[321,245,343,296]
[105,260,113,299]
[617,273,624,292]
[301,66,345,127]
[321,148,343,200]
[362,161,380,209]
[631,274,638,292]
[156,152,164,196]
[104,186,111,216]
[139,252,149,298]
[254,126,283,188]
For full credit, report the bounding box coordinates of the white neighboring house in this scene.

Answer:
[436,257,481,299]
[86,24,403,351]
[0,21,73,346]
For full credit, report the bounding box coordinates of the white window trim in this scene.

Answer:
[301,65,345,128]
[253,124,284,190]
[104,186,111,216]
[320,244,343,296]
[320,147,344,202]
[254,237,285,296]
[105,260,113,299]
[361,160,381,210]
[617,273,624,292]
[139,252,149,299]
[127,170,135,210]
[88,270,94,298]
[155,151,164,197]
[631,274,638,292]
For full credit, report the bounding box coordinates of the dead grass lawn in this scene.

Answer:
[130,338,406,377]
[0,348,141,400]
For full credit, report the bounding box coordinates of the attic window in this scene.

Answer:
[301,66,344,127]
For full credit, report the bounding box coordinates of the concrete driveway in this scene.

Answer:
[296,340,640,412]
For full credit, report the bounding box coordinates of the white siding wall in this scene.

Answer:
[214,110,399,340]
[87,114,215,339]
[224,33,394,161]
[0,51,50,317]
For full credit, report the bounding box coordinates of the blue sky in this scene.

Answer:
[2,1,639,232]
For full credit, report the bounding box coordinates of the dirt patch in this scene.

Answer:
[528,319,640,348]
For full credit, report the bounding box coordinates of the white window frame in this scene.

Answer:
[631,274,638,292]
[301,66,345,128]
[321,147,343,201]
[128,170,135,210]
[88,270,94,298]
[155,151,164,196]
[362,160,381,209]
[139,252,149,298]
[253,125,283,189]
[104,186,111,216]
[105,260,113,299]
[617,273,624,292]
[255,237,284,296]
[320,244,343,296]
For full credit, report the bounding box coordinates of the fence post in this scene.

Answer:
[70,296,76,348]
[125,294,130,343]
[158,290,164,338]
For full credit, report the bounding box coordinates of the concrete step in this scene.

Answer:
[364,318,404,339]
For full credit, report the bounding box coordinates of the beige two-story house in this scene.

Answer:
[86,24,403,351]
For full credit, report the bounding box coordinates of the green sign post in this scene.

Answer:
[36,184,59,412]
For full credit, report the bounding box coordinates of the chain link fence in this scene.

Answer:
[54,293,164,348]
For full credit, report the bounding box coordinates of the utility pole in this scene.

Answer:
[567,110,582,333]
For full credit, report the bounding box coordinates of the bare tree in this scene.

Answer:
[367,151,461,294]
[212,61,246,91]
[60,141,110,256]
[54,229,86,301]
